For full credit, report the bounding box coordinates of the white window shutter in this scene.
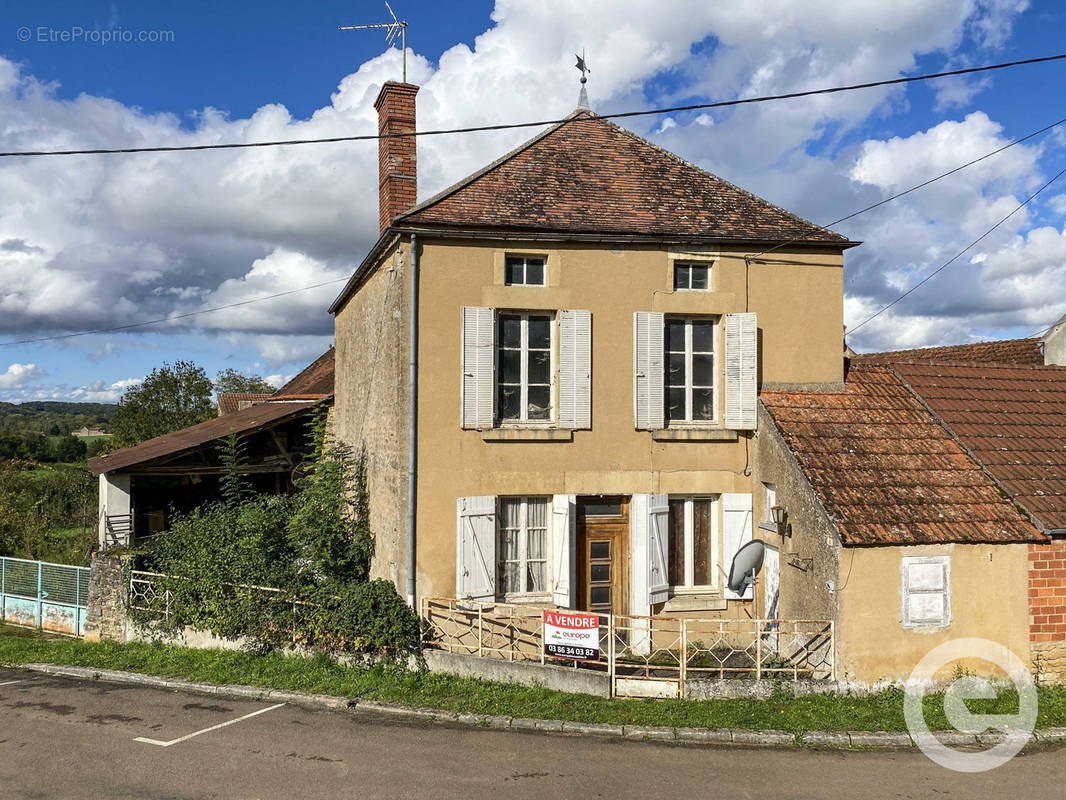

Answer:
[722,493,753,600]
[724,312,758,430]
[456,496,496,601]
[461,307,494,429]
[559,310,592,429]
[647,494,670,605]
[634,312,665,430]
[552,495,576,607]
[902,556,951,628]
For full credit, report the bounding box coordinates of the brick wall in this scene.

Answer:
[1029,538,1066,682]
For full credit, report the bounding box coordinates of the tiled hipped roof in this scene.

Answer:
[851,338,1043,366]
[398,111,850,243]
[894,362,1066,532]
[761,364,1042,546]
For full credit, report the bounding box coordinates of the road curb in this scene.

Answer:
[12,663,1056,751]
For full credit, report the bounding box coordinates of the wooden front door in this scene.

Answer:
[576,496,629,616]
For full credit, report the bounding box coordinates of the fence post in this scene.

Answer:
[830,621,837,681]
[607,614,615,698]
[477,604,484,657]
[36,561,43,630]
[755,618,762,681]
[540,612,546,665]
[679,618,687,699]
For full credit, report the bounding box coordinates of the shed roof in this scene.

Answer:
[217,392,273,416]
[761,364,1043,546]
[89,400,318,476]
[851,337,1043,367]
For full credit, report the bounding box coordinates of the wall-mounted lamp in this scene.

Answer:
[770,505,792,538]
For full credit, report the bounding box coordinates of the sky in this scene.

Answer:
[0,0,1064,403]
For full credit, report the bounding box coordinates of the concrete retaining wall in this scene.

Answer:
[422,649,611,698]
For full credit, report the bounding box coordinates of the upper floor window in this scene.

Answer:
[674,262,710,291]
[668,496,719,590]
[498,496,550,596]
[505,256,546,286]
[666,317,716,424]
[497,312,553,423]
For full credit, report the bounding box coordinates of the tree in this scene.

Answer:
[52,434,87,463]
[214,368,277,396]
[110,361,215,448]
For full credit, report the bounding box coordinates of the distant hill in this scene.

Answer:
[1,401,118,417]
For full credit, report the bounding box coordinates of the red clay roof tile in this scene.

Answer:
[893,362,1066,531]
[398,111,850,244]
[761,364,1043,546]
[852,338,1043,367]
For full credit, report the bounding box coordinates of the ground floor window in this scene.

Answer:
[667,496,719,590]
[498,496,549,596]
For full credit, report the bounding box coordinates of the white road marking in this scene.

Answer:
[0,680,24,687]
[134,702,285,748]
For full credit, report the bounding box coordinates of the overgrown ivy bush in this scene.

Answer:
[130,411,420,662]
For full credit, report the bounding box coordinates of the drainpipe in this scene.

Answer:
[407,233,419,608]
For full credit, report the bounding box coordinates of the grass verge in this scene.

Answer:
[2,628,1063,733]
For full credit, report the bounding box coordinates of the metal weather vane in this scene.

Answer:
[575,50,591,109]
[339,1,410,83]
[575,50,591,84]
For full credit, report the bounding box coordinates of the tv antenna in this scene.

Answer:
[339,1,409,83]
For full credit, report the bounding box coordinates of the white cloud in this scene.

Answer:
[0,0,1047,364]
[0,363,44,390]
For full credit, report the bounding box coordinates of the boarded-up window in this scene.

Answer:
[902,556,951,628]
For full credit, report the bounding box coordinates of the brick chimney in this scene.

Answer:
[374,81,419,235]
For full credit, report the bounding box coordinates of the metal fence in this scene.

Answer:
[128,570,319,647]
[421,597,835,698]
[0,556,90,637]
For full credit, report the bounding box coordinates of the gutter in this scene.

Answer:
[407,233,419,608]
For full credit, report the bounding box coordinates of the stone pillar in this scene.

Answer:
[83,551,130,643]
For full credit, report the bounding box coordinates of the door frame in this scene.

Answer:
[575,496,630,616]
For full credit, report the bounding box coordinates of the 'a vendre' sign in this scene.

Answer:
[543,610,600,661]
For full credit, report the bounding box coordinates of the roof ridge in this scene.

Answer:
[398,109,848,244]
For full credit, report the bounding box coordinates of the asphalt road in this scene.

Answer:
[0,666,1063,799]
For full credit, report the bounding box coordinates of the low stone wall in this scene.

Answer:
[422,649,611,698]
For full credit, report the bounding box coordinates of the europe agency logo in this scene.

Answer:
[904,638,1037,772]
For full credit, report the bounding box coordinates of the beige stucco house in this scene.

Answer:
[329,81,856,632]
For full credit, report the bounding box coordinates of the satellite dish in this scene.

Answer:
[727,540,766,594]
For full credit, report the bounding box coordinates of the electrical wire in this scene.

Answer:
[6,112,1065,348]
[0,53,1064,158]
[745,114,1066,263]
[4,56,1066,347]
[848,165,1066,335]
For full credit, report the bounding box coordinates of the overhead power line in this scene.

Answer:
[0,52,1064,158]
[746,114,1066,263]
[848,165,1066,335]
[4,110,1065,348]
